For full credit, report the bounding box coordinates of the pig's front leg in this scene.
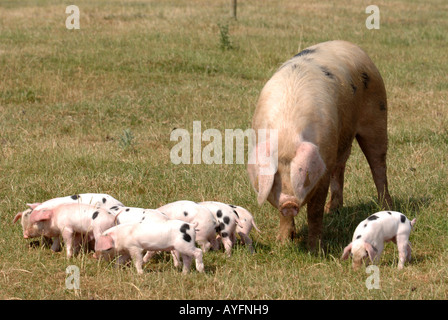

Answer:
[129,247,144,274]
[171,250,181,268]
[117,253,131,267]
[306,174,330,251]
[221,236,233,257]
[181,253,193,274]
[50,236,61,252]
[396,234,411,270]
[61,229,75,258]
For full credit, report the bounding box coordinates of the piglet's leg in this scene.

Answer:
[406,242,412,262]
[61,229,75,259]
[181,253,193,274]
[50,237,61,252]
[396,234,410,270]
[129,247,144,274]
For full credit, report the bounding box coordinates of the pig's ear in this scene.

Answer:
[364,242,377,262]
[290,142,326,204]
[96,235,114,252]
[27,203,41,209]
[341,243,352,260]
[248,138,278,205]
[13,212,23,224]
[29,209,53,224]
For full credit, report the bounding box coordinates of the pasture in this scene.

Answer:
[0,0,447,300]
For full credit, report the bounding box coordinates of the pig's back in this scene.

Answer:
[252,40,385,161]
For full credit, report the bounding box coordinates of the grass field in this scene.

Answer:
[1,0,447,300]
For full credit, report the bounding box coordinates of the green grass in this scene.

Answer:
[1,0,447,300]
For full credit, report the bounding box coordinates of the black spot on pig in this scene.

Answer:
[216,210,223,218]
[388,211,392,215]
[320,66,334,79]
[356,235,362,239]
[228,204,236,208]
[102,198,106,204]
[400,215,406,223]
[183,233,192,242]
[221,232,229,238]
[364,224,367,228]
[125,208,130,212]
[92,211,99,220]
[361,72,370,89]
[367,215,379,221]
[110,206,119,211]
[71,195,80,200]
[223,216,230,225]
[219,222,225,232]
[183,211,188,217]
[180,223,190,234]
[233,210,239,218]
[293,48,316,58]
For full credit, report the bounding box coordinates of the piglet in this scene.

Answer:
[13,193,123,252]
[157,200,219,252]
[95,220,204,274]
[108,205,168,225]
[199,201,240,257]
[342,211,416,270]
[25,203,116,258]
[228,204,261,254]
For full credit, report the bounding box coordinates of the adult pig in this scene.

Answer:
[248,40,392,249]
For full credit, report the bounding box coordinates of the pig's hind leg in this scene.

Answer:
[355,86,392,209]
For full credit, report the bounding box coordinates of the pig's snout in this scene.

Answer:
[279,201,300,217]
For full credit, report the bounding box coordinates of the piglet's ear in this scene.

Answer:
[95,235,114,252]
[341,243,352,260]
[27,203,41,210]
[29,209,53,224]
[13,212,23,224]
[364,242,377,262]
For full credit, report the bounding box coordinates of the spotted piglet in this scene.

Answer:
[24,203,116,258]
[95,220,204,274]
[13,193,123,252]
[157,200,219,252]
[199,201,240,257]
[342,211,416,270]
[228,204,261,254]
